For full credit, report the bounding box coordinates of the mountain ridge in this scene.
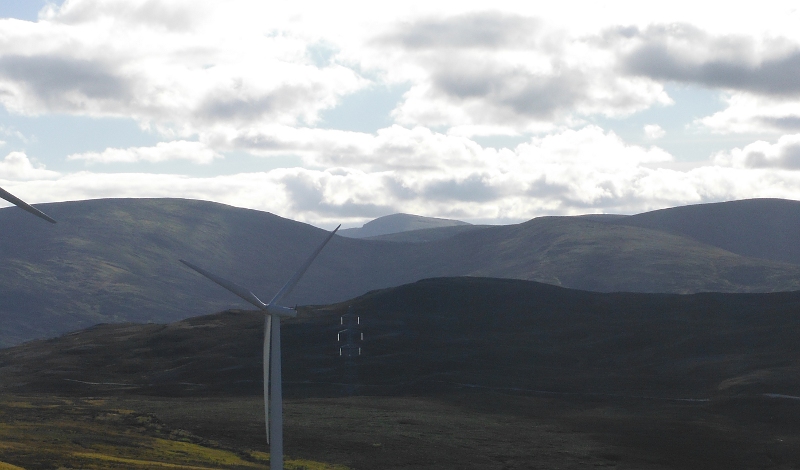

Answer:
[3,197,800,347]
[613,198,800,264]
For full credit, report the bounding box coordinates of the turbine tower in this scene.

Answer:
[0,187,56,223]
[180,225,339,470]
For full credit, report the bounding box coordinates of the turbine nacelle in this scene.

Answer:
[265,304,297,318]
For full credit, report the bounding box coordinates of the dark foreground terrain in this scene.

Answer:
[3,392,800,469]
[4,277,800,468]
[6,277,800,398]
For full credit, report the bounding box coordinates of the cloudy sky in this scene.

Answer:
[1,0,800,228]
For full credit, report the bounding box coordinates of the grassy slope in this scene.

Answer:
[614,198,800,264]
[4,197,800,347]
[0,393,720,470]
[0,395,347,470]
[126,394,800,470]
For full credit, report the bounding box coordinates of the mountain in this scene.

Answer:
[4,197,800,347]
[0,198,358,346]
[4,277,800,399]
[411,216,800,293]
[612,198,800,265]
[360,224,490,243]
[338,213,471,238]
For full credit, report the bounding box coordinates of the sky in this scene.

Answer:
[1,1,800,228]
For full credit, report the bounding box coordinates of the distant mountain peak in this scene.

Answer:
[338,213,470,238]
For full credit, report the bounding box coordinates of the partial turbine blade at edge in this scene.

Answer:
[179,259,267,310]
[0,187,56,223]
[268,225,340,306]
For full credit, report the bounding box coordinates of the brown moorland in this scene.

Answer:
[3,277,800,468]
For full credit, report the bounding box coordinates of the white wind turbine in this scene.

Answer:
[180,225,339,470]
[0,187,56,223]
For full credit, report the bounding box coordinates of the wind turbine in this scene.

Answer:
[180,225,339,470]
[0,187,56,223]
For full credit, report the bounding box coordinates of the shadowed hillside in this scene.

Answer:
[360,224,490,242]
[4,198,800,346]
[4,277,800,400]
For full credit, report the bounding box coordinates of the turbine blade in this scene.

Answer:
[268,225,340,306]
[179,259,266,310]
[263,315,271,445]
[0,187,56,223]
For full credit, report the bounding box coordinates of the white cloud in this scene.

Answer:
[0,126,728,225]
[3,1,800,225]
[374,13,671,133]
[714,134,800,169]
[8,125,800,227]
[0,0,367,134]
[644,124,665,139]
[0,125,27,142]
[0,0,794,144]
[7,1,770,140]
[606,24,800,135]
[0,151,59,180]
[217,124,487,173]
[698,93,800,134]
[67,140,222,164]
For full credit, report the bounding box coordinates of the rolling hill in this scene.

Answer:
[612,198,800,264]
[3,277,800,400]
[3,197,800,346]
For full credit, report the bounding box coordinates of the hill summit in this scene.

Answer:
[338,213,471,238]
